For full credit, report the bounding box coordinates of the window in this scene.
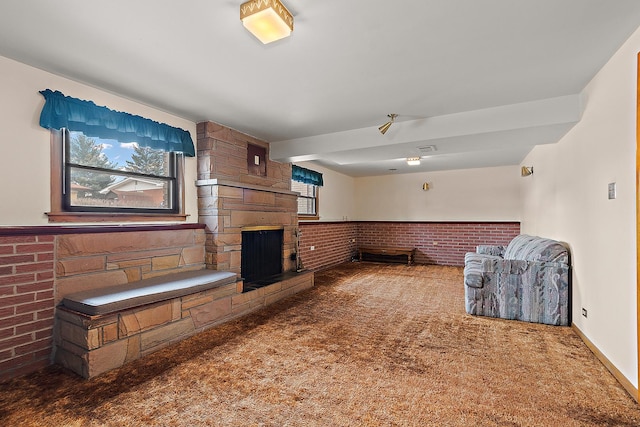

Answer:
[64,129,180,212]
[39,89,193,222]
[292,180,319,218]
[291,165,323,220]
[48,129,186,222]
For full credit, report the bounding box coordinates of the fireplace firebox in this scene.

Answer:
[241,227,284,286]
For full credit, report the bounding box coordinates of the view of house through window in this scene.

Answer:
[292,180,318,217]
[65,130,178,212]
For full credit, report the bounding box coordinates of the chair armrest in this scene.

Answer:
[476,245,505,257]
[464,253,503,288]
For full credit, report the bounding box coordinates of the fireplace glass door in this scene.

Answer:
[241,229,283,283]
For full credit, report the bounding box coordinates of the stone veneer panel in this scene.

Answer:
[119,302,174,337]
[55,228,206,304]
[196,121,298,276]
[56,271,130,305]
[190,299,232,329]
[86,340,129,378]
[57,230,198,258]
[140,318,195,354]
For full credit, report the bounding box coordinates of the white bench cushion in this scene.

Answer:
[61,270,237,316]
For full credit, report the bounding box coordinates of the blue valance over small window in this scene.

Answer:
[292,165,323,186]
[38,89,195,157]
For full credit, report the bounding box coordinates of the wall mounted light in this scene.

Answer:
[422,182,430,191]
[379,113,398,135]
[407,157,421,166]
[521,166,533,177]
[240,0,293,44]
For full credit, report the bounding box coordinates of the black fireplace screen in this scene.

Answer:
[241,229,283,283]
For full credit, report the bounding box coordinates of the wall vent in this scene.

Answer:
[418,145,437,153]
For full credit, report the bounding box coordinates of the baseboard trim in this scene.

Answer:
[572,323,638,402]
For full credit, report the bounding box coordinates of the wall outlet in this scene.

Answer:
[608,182,616,199]
[582,308,588,318]
[310,246,315,251]
[433,241,438,246]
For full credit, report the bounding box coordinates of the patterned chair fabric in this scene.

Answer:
[463,234,570,326]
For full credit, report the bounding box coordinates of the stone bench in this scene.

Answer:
[54,268,314,378]
[54,269,241,378]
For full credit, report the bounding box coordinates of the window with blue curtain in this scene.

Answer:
[292,165,322,217]
[292,165,323,186]
[39,89,193,217]
[39,89,195,156]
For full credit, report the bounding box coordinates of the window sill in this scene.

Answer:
[46,212,188,223]
[298,215,319,221]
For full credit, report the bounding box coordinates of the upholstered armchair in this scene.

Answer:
[463,234,570,326]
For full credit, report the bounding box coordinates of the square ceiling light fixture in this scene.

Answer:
[240,0,294,44]
[407,157,421,166]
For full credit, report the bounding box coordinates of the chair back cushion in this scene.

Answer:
[503,234,568,264]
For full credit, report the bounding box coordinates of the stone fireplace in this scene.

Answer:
[195,122,299,285]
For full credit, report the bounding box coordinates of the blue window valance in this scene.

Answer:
[38,89,195,157]
[292,165,323,186]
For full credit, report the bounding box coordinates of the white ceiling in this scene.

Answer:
[1,1,640,176]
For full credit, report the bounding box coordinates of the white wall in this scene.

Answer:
[0,55,198,226]
[354,166,521,221]
[295,162,357,222]
[521,28,639,388]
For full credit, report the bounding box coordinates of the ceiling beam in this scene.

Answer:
[269,95,583,163]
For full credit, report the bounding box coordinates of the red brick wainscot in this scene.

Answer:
[298,222,358,271]
[356,221,520,266]
[297,221,519,271]
[0,232,55,381]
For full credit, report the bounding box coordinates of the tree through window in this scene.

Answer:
[64,130,179,212]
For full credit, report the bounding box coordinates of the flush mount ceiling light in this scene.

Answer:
[378,113,398,135]
[240,0,294,44]
[407,157,421,166]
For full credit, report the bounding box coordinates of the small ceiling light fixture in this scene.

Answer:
[240,0,293,44]
[521,166,533,177]
[407,157,421,166]
[379,113,398,135]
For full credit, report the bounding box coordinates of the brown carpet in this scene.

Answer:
[1,263,639,426]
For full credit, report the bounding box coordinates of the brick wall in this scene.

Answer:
[298,222,358,271]
[0,224,205,382]
[299,221,520,271]
[357,222,520,266]
[1,234,55,381]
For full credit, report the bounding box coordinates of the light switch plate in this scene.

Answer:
[608,182,616,199]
